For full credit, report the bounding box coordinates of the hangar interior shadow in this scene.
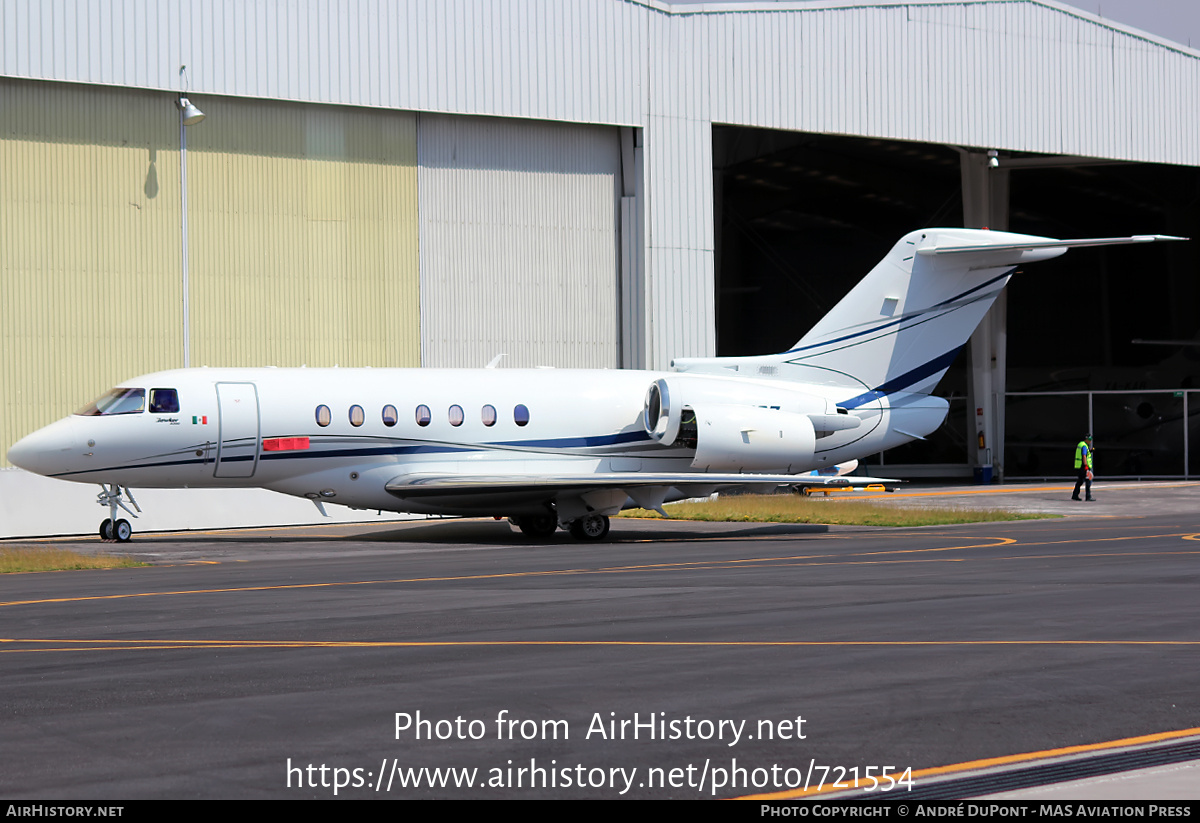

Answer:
[713,127,1200,476]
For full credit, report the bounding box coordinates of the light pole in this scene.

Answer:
[177,89,205,368]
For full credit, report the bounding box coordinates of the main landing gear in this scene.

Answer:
[97,484,140,542]
[508,513,611,541]
[510,514,558,538]
[568,513,610,541]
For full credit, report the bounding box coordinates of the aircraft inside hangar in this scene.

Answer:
[713,128,1200,479]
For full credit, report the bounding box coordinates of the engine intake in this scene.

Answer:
[643,379,682,445]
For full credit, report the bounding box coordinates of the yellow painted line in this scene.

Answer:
[0,537,1024,608]
[4,638,1200,655]
[854,485,1069,499]
[838,481,1200,502]
[739,725,1200,800]
[3,531,1192,610]
[2,521,423,545]
[5,531,1194,609]
[585,537,1015,573]
[0,567,595,608]
[1004,532,1200,548]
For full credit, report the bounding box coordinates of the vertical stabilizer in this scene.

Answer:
[672,229,1182,402]
[785,229,1026,399]
[777,229,1183,403]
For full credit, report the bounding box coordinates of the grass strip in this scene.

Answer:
[618,494,1055,527]
[0,546,145,574]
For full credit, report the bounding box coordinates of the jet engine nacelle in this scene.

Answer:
[643,379,683,445]
[643,376,831,448]
[690,405,817,473]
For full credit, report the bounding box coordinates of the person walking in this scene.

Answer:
[1072,434,1095,501]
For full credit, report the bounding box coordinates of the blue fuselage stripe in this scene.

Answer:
[839,347,962,410]
[47,431,655,478]
[782,270,1013,356]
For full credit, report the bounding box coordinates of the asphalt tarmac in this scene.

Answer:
[2,481,1199,799]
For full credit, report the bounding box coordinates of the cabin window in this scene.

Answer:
[415,405,432,427]
[448,405,464,427]
[481,405,497,427]
[349,405,365,427]
[76,388,145,416]
[382,405,398,427]
[514,404,530,427]
[316,405,332,427]
[149,388,180,414]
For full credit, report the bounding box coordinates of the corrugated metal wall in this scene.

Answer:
[4,1,1196,164]
[0,0,650,126]
[417,114,621,368]
[684,2,1200,165]
[4,0,1200,375]
[0,78,419,466]
[642,114,715,367]
[1,79,183,465]
[186,97,419,368]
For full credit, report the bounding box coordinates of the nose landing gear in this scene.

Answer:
[97,484,140,542]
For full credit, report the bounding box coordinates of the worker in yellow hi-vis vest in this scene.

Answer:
[1072,434,1095,502]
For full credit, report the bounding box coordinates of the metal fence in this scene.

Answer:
[1004,389,1200,480]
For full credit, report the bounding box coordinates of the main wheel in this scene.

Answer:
[568,514,610,541]
[517,514,558,538]
[114,519,132,542]
[99,518,114,540]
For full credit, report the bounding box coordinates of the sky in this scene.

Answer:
[1065,0,1200,49]
[669,1,1200,50]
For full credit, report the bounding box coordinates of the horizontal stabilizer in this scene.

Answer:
[918,234,1187,256]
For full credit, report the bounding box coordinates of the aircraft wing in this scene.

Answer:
[384,470,899,500]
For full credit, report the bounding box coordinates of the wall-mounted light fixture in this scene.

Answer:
[178,96,206,126]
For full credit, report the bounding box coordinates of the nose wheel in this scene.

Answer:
[98,518,133,541]
[97,485,140,542]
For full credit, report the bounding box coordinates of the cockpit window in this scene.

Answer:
[76,387,146,416]
[149,388,180,414]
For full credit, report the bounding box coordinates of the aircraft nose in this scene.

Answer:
[6,418,80,477]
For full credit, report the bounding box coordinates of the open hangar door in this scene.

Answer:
[713,126,1200,478]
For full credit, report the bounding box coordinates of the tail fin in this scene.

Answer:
[675,229,1184,400]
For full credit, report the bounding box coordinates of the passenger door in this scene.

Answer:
[214,382,260,478]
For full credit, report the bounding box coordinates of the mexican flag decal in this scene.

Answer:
[192,415,208,425]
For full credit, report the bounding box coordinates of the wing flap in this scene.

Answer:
[385,470,898,499]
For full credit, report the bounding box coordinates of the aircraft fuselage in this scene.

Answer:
[10,367,943,517]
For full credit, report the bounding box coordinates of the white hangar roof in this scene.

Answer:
[4,0,1199,165]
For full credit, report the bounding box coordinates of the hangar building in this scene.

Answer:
[2,0,1199,536]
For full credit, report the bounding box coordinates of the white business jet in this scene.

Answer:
[7,228,1183,542]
